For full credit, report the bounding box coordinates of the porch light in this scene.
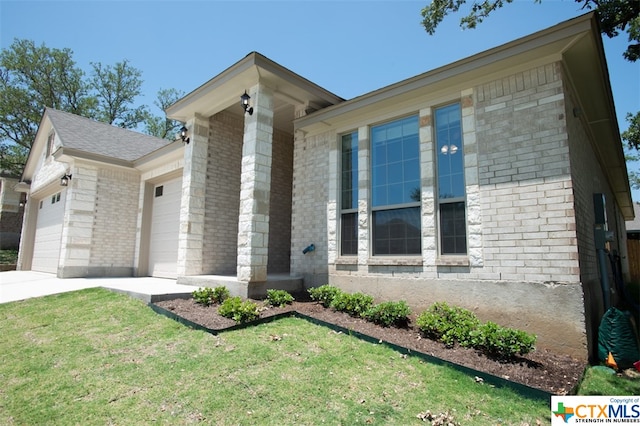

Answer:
[60,174,72,187]
[179,125,190,144]
[240,91,253,115]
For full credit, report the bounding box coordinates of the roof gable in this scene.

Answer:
[46,108,170,161]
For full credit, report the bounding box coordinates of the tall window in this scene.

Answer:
[371,116,421,255]
[435,103,467,255]
[341,131,358,255]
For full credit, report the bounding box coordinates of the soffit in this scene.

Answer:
[166,52,343,134]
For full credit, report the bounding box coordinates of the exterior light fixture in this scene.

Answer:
[60,173,72,187]
[179,125,190,144]
[240,91,253,115]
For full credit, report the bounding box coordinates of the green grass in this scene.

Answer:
[577,366,640,396]
[0,249,18,264]
[0,288,553,424]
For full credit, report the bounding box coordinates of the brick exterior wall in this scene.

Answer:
[203,111,243,275]
[293,61,591,357]
[0,177,24,250]
[291,131,330,286]
[89,168,139,273]
[267,128,294,273]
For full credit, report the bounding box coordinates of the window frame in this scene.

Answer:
[434,102,468,256]
[339,130,359,256]
[369,115,421,256]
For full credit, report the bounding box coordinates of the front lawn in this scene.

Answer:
[1,288,552,424]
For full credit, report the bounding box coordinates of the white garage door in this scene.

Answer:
[148,177,181,278]
[32,191,65,273]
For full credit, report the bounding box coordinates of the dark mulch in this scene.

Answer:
[153,297,586,395]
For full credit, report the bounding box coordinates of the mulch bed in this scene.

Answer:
[153,297,586,395]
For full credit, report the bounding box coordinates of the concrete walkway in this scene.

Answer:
[0,271,202,304]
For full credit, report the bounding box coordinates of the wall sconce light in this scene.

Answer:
[240,91,254,115]
[19,193,27,207]
[60,173,72,187]
[179,125,190,144]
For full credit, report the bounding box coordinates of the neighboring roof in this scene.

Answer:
[46,108,171,162]
[626,202,640,232]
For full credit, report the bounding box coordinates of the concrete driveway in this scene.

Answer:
[0,271,201,304]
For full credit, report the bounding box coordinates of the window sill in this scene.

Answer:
[367,256,423,266]
[435,256,470,267]
[335,257,358,265]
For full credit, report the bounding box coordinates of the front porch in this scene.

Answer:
[177,273,304,299]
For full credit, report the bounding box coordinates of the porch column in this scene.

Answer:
[237,83,274,282]
[177,114,209,276]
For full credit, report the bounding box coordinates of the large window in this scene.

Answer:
[435,103,467,255]
[340,131,358,255]
[371,116,421,255]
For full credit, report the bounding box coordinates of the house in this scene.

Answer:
[0,173,24,252]
[626,202,640,284]
[16,13,634,360]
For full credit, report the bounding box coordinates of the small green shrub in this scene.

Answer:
[330,292,374,318]
[308,285,343,308]
[192,286,229,306]
[266,289,294,307]
[365,301,411,327]
[416,302,480,347]
[192,287,214,306]
[470,321,536,358]
[218,297,259,323]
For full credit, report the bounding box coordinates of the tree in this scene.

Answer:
[0,39,178,176]
[89,60,148,129]
[143,88,184,140]
[420,0,639,61]
[0,39,93,174]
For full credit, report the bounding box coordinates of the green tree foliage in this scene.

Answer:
[420,0,639,62]
[0,39,180,176]
[143,88,184,140]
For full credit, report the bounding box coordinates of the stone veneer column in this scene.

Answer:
[177,114,209,276]
[237,84,274,282]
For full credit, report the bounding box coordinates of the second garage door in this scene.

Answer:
[148,177,181,278]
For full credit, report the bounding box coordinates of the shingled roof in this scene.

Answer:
[46,108,171,162]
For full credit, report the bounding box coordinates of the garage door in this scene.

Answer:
[148,177,181,278]
[32,191,65,273]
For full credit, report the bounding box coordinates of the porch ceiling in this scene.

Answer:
[166,52,343,134]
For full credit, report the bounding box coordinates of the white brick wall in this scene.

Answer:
[90,168,139,269]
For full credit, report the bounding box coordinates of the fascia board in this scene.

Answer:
[295,13,594,131]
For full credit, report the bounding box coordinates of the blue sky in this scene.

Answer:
[1,0,639,200]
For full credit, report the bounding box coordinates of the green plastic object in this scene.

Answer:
[597,307,640,369]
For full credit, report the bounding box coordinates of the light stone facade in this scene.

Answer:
[290,60,625,358]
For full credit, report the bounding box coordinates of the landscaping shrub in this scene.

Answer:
[192,287,214,306]
[470,321,536,358]
[416,302,480,347]
[308,284,343,308]
[365,300,411,327]
[266,289,294,307]
[192,286,229,306]
[330,291,374,318]
[218,297,259,323]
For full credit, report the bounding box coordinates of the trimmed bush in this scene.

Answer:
[365,301,411,327]
[308,285,343,308]
[416,302,480,347]
[330,292,374,318]
[192,286,229,306]
[218,297,259,323]
[266,289,294,307]
[470,321,536,358]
